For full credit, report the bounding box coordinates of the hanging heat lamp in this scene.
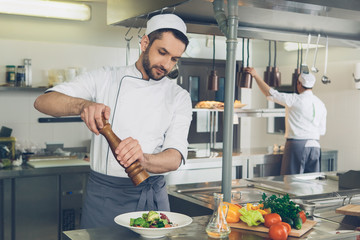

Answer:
[240,38,252,88]
[264,41,272,85]
[291,43,301,92]
[208,35,218,91]
[270,41,281,87]
[236,38,245,87]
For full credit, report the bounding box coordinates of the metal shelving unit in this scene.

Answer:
[0,86,47,92]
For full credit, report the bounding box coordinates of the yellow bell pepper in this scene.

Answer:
[246,203,269,215]
[223,202,242,223]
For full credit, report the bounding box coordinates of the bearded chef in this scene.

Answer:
[34,14,192,228]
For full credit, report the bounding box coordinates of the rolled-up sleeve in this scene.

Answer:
[161,91,192,164]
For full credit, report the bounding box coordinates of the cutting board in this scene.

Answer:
[229,219,317,237]
[336,204,360,216]
[28,159,90,168]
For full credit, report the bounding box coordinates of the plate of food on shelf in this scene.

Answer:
[114,210,192,238]
[195,100,246,109]
[223,194,317,239]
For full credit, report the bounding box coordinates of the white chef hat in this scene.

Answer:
[145,14,187,36]
[299,72,316,88]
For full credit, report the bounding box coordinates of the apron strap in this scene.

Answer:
[137,175,166,210]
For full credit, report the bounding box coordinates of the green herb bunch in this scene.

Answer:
[259,193,302,220]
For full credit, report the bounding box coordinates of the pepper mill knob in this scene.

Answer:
[98,116,149,186]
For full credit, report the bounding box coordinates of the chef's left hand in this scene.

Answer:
[114,137,144,168]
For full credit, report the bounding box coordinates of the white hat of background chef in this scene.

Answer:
[299,72,316,88]
[145,14,187,36]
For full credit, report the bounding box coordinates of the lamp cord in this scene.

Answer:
[212,35,215,70]
[247,38,250,67]
[268,41,271,67]
[274,41,277,68]
[242,38,245,68]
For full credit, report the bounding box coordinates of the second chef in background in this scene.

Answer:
[245,67,327,175]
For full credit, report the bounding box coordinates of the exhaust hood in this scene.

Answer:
[107,0,360,48]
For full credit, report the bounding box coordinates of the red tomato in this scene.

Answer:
[278,222,291,234]
[298,211,307,223]
[269,223,289,240]
[264,213,282,228]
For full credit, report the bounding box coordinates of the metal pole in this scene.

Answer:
[222,0,238,203]
[213,0,238,203]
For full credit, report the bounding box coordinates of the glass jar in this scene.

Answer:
[6,65,16,85]
[206,193,231,238]
[16,65,25,87]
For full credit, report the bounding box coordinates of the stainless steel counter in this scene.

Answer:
[167,172,348,209]
[62,213,360,240]
[166,148,337,185]
[0,164,90,240]
[63,172,360,240]
[0,163,90,179]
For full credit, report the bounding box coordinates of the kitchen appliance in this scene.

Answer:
[236,38,245,88]
[311,34,321,73]
[264,41,272,85]
[291,43,301,92]
[301,34,311,73]
[238,38,252,88]
[108,0,360,49]
[241,38,252,88]
[354,62,360,89]
[270,41,281,87]
[338,170,360,189]
[321,35,331,84]
[208,35,219,91]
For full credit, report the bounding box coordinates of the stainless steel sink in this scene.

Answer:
[293,191,360,217]
[176,184,281,206]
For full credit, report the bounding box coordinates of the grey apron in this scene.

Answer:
[280,139,321,175]
[80,170,170,229]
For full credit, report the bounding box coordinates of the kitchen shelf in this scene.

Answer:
[0,86,48,92]
[192,108,285,118]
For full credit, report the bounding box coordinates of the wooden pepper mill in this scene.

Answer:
[98,116,149,186]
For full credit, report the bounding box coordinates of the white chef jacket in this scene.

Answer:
[267,88,327,142]
[47,64,192,177]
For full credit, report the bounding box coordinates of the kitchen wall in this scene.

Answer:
[0,2,139,151]
[1,1,359,173]
[0,2,247,153]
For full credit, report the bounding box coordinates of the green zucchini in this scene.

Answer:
[294,216,302,230]
[282,216,294,227]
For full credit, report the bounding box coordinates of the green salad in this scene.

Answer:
[130,211,174,228]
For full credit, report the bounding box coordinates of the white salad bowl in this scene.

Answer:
[114,211,193,238]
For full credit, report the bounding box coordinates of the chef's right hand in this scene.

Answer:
[244,67,258,77]
[80,101,111,135]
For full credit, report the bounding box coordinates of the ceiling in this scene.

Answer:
[106,0,360,48]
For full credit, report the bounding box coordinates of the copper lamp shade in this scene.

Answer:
[208,35,218,91]
[238,38,252,88]
[208,70,219,91]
